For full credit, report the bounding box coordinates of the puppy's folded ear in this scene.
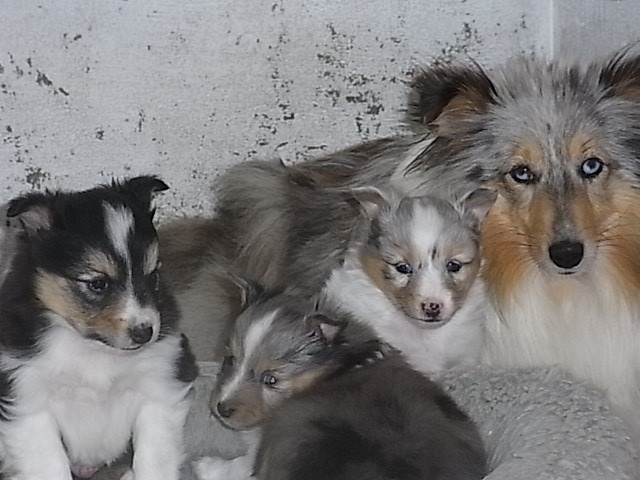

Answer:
[455,188,498,233]
[116,175,169,214]
[305,314,345,345]
[350,186,401,220]
[6,191,54,235]
[406,61,496,136]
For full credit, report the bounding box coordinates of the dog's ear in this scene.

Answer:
[115,175,169,215]
[306,314,345,345]
[225,273,265,308]
[456,188,498,232]
[599,47,640,101]
[6,191,55,235]
[351,186,396,220]
[407,61,496,136]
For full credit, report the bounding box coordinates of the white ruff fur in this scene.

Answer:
[324,260,487,374]
[482,268,640,434]
[0,320,192,480]
[193,431,258,480]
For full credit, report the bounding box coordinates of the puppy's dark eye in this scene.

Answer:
[509,165,537,184]
[395,263,413,275]
[446,260,462,273]
[580,157,604,179]
[260,372,278,387]
[87,278,109,294]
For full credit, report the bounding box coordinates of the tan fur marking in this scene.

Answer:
[566,133,596,161]
[436,88,491,135]
[35,270,128,337]
[360,251,391,295]
[512,140,545,170]
[597,180,640,294]
[288,369,331,394]
[84,249,118,279]
[481,198,539,304]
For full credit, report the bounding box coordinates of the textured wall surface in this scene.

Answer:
[0,1,637,218]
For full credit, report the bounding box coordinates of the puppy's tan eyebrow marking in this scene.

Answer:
[82,249,118,279]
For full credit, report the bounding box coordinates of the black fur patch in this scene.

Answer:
[175,334,199,383]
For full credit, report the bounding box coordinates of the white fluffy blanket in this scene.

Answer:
[157,363,639,480]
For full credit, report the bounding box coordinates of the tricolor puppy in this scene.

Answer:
[195,292,486,480]
[0,177,197,480]
[323,186,496,374]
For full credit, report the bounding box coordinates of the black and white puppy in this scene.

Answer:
[0,177,198,480]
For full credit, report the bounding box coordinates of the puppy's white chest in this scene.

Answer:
[7,327,177,467]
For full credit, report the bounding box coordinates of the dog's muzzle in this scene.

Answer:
[548,240,584,270]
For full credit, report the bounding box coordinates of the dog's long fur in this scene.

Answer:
[0,177,198,480]
[189,48,640,434]
[196,292,485,480]
[399,49,640,436]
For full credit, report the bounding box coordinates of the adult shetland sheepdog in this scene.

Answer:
[211,47,640,433]
[398,49,640,435]
[0,177,198,480]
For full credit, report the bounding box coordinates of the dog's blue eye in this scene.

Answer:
[395,263,413,275]
[87,278,108,294]
[260,372,278,387]
[580,157,604,179]
[509,166,536,184]
[446,260,462,273]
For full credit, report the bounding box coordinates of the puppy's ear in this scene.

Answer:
[6,191,55,235]
[223,272,263,309]
[351,186,395,220]
[456,188,498,232]
[599,47,640,101]
[116,175,169,214]
[407,61,495,136]
[306,314,345,345]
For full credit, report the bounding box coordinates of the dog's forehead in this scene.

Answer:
[376,198,473,257]
[233,304,315,363]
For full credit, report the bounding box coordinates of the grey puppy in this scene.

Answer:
[194,290,486,480]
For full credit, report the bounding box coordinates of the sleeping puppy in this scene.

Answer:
[0,176,198,480]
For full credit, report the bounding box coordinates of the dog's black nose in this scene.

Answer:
[217,401,235,419]
[130,324,153,345]
[548,240,584,269]
[422,302,442,318]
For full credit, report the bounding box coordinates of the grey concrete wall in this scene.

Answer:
[0,1,637,218]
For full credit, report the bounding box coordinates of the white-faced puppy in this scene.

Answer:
[0,177,198,480]
[195,292,486,480]
[323,187,496,374]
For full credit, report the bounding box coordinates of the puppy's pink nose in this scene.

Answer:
[422,302,442,318]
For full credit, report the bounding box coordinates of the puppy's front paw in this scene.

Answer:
[119,469,134,480]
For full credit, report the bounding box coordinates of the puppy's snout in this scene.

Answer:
[548,240,584,270]
[216,401,235,419]
[421,301,442,318]
[129,324,153,345]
